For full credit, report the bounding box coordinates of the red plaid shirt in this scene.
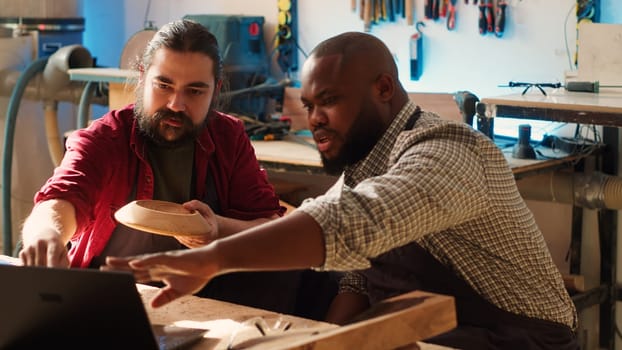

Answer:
[35,104,282,267]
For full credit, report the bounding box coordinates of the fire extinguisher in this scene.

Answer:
[410,21,425,80]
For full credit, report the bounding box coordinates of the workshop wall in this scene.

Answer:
[84,0,620,139]
[85,0,620,98]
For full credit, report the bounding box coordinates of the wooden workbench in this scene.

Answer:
[479,88,622,350]
[139,284,456,350]
[480,88,622,126]
[251,134,582,179]
[1,255,455,350]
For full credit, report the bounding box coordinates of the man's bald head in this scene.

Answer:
[309,32,399,82]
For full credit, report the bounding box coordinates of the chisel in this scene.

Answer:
[363,0,372,31]
[405,0,413,25]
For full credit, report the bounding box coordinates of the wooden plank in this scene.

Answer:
[226,290,456,350]
[251,139,321,168]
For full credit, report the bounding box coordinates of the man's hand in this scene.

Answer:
[19,199,77,268]
[102,247,215,308]
[175,200,218,248]
[19,229,70,268]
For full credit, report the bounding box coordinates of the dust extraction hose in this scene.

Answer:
[2,45,95,255]
[516,171,622,210]
[44,102,65,166]
[2,57,48,255]
[77,81,98,129]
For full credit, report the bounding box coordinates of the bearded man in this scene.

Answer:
[18,19,305,314]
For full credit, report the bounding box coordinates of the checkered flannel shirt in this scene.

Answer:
[298,100,577,330]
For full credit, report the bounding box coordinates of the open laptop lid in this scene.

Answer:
[0,264,205,350]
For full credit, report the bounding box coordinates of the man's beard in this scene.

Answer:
[320,105,386,176]
[134,95,206,148]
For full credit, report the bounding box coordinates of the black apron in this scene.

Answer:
[362,242,578,350]
[359,107,578,349]
[361,107,579,350]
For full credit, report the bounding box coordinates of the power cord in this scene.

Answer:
[536,124,602,161]
[563,1,576,71]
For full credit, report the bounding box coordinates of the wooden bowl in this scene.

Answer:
[114,200,211,237]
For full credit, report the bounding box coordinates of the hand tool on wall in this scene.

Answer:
[410,22,425,80]
[392,0,401,17]
[478,0,493,34]
[424,0,433,19]
[447,0,458,30]
[387,0,395,21]
[485,0,494,33]
[363,0,372,31]
[494,0,507,37]
[369,0,376,25]
[398,0,405,18]
[375,0,382,23]
[405,0,414,25]
[439,0,447,18]
[478,1,487,34]
[360,0,365,20]
[432,0,440,20]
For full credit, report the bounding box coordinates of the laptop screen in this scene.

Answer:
[0,265,205,350]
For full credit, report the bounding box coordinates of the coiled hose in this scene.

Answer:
[2,57,48,255]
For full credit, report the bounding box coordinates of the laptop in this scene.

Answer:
[0,264,206,350]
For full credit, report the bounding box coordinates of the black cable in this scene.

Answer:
[295,40,308,58]
[143,0,152,29]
